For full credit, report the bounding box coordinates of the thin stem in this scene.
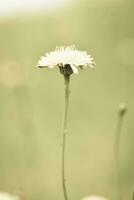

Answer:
[131,185,134,200]
[61,75,70,200]
[114,114,124,200]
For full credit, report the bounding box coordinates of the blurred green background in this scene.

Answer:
[0,0,134,200]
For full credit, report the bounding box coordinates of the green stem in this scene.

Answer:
[61,75,70,200]
[114,114,124,200]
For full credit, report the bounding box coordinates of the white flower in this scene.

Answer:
[81,195,108,200]
[37,45,95,74]
[0,192,20,200]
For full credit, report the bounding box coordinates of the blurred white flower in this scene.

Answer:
[0,192,20,200]
[37,45,95,74]
[81,195,108,200]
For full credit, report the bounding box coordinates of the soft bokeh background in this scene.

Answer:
[0,0,134,200]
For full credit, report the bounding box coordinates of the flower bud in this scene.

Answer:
[118,103,127,116]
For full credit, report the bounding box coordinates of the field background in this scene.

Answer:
[0,0,134,200]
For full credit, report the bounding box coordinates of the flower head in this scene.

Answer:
[81,195,108,200]
[37,45,95,75]
[0,192,20,200]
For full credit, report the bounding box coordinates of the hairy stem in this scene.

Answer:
[114,114,124,200]
[61,75,70,200]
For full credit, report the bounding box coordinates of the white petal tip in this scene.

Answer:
[71,65,78,74]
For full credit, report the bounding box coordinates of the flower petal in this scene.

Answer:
[70,65,78,74]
